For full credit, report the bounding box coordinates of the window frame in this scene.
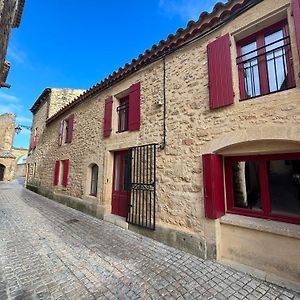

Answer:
[90,164,98,196]
[225,152,300,225]
[236,19,295,101]
[116,95,129,133]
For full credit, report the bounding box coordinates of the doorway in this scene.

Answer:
[112,150,131,217]
[0,164,5,181]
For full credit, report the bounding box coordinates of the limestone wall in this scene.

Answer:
[48,88,84,119]
[26,0,300,262]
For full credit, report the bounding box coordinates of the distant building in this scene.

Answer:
[0,0,25,88]
[0,113,28,180]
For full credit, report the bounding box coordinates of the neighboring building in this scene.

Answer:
[26,0,300,286]
[0,0,25,88]
[0,113,28,180]
[15,153,27,177]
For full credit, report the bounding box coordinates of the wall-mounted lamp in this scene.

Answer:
[15,124,32,134]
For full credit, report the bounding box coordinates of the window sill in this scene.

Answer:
[239,85,296,102]
[220,214,300,239]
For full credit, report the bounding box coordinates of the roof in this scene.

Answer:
[46,0,262,125]
[12,0,25,28]
[30,88,51,113]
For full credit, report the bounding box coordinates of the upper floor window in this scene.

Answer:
[58,114,74,145]
[237,20,295,100]
[117,95,129,133]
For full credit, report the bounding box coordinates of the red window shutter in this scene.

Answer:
[54,160,60,186]
[62,159,70,187]
[292,0,300,62]
[207,34,234,109]
[58,120,64,145]
[66,114,74,143]
[129,82,141,131]
[202,154,225,219]
[103,96,113,137]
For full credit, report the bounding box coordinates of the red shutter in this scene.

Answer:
[62,159,70,187]
[103,96,113,137]
[54,160,60,186]
[202,154,225,219]
[129,82,141,131]
[207,34,234,109]
[58,120,64,145]
[292,0,300,62]
[66,114,74,143]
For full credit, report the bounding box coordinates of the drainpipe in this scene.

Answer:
[160,56,167,150]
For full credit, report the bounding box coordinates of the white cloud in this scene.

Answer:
[16,116,32,124]
[159,0,225,21]
[7,44,27,64]
[0,91,20,103]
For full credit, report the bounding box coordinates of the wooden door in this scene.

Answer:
[0,164,5,181]
[112,150,131,217]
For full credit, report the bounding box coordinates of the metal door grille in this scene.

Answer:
[126,144,157,230]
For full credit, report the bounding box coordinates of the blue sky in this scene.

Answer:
[1,0,224,148]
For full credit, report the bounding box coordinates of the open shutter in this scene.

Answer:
[129,82,141,131]
[207,34,234,109]
[66,114,74,143]
[58,120,64,145]
[202,154,225,219]
[62,159,70,187]
[103,96,113,137]
[54,160,60,186]
[292,0,300,62]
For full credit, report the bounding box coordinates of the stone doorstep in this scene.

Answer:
[219,258,300,294]
[103,214,129,230]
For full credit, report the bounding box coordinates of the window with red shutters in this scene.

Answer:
[54,160,60,186]
[207,34,234,109]
[117,95,129,133]
[58,115,74,145]
[236,19,295,100]
[103,96,113,137]
[202,154,225,219]
[128,82,141,131]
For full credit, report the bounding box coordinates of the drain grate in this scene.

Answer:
[65,218,79,224]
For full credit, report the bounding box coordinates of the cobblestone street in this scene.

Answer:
[0,181,299,300]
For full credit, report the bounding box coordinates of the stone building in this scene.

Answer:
[26,0,300,286]
[0,0,25,88]
[0,113,27,180]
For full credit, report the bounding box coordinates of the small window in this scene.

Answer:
[63,119,69,144]
[236,20,295,100]
[225,153,300,224]
[117,96,129,133]
[90,164,98,196]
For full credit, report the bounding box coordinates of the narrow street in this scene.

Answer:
[0,181,298,300]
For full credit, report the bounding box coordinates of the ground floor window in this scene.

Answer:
[225,153,300,224]
[90,164,98,196]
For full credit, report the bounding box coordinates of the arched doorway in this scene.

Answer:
[0,164,5,181]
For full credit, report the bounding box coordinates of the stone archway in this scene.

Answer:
[0,164,6,181]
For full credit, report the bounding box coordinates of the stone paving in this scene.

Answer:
[0,180,299,300]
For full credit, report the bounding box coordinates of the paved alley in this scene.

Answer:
[0,180,299,300]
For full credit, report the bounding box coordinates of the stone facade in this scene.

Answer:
[0,0,25,88]
[0,113,28,180]
[27,0,300,286]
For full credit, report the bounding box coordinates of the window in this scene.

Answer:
[58,114,74,145]
[54,159,70,187]
[90,164,98,196]
[103,82,141,138]
[117,95,129,133]
[236,20,295,100]
[225,153,300,224]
